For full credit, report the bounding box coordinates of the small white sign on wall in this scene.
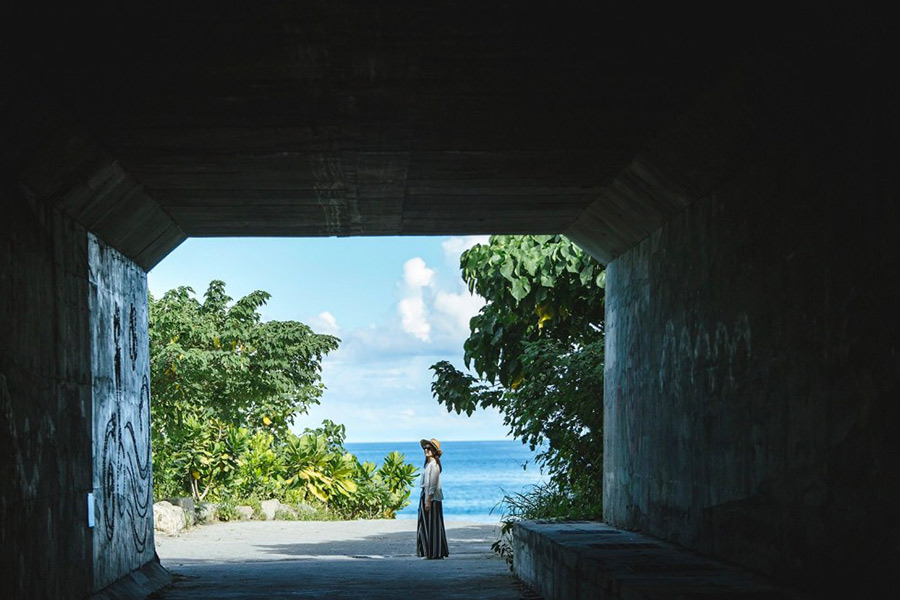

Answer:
[87,492,95,528]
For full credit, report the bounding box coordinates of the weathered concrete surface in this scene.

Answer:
[7,2,757,265]
[0,186,159,598]
[513,521,804,600]
[89,559,172,600]
[89,234,156,589]
[0,184,94,598]
[603,67,900,595]
[14,125,186,270]
[153,519,528,599]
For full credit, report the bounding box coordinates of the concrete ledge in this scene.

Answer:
[512,521,807,600]
[88,557,172,600]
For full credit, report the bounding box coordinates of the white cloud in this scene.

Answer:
[398,257,437,342]
[293,351,511,443]
[390,252,488,346]
[399,296,431,341]
[402,257,435,289]
[434,289,484,338]
[310,311,340,335]
[442,235,490,262]
[290,240,511,444]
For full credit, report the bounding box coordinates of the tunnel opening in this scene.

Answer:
[2,4,897,598]
[146,235,561,599]
[145,235,549,519]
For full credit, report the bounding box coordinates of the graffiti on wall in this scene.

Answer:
[89,233,155,589]
[658,314,752,397]
[100,302,153,554]
[611,310,754,480]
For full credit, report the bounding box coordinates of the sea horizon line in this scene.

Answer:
[344,438,526,445]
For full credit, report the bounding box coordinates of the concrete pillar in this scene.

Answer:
[1,161,159,599]
[584,65,899,594]
[1,181,95,598]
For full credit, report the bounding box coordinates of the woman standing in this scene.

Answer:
[416,438,449,559]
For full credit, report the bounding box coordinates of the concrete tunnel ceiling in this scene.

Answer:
[11,1,749,269]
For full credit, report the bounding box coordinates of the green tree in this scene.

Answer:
[149,281,425,518]
[149,280,339,499]
[431,235,605,516]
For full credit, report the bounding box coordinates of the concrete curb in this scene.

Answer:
[513,521,807,600]
[88,557,172,600]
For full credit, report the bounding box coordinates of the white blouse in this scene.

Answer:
[419,460,444,501]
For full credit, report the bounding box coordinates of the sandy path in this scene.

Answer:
[152,519,531,599]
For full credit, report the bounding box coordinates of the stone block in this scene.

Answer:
[154,501,187,535]
[167,497,197,527]
[197,502,218,523]
[260,499,280,521]
[512,521,798,599]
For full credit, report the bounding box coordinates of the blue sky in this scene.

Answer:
[147,235,510,443]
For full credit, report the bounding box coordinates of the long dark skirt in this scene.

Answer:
[416,492,449,559]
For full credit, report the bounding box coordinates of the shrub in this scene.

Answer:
[216,499,239,522]
[491,482,602,570]
[245,496,265,520]
[274,508,299,521]
[152,410,420,522]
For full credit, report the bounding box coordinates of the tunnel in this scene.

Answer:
[2,2,897,597]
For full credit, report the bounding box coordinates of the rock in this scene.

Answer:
[166,497,196,527]
[260,499,280,521]
[236,505,255,520]
[154,501,186,535]
[197,502,218,524]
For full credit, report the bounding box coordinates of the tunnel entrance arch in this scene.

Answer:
[3,4,896,597]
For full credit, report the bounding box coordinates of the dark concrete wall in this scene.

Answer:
[1,182,156,597]
[88,234,155,590]
[1,183,94,598]
[602,89,899,592]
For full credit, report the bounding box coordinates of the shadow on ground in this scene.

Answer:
[151,520,532,599]
[255,523,496,559]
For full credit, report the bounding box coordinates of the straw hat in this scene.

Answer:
[420,438,442,457]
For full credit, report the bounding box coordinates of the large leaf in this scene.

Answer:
[510,278,531,301]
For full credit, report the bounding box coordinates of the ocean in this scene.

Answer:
[344,439,547,522]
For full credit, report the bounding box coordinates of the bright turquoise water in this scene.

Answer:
[344,439,547,522]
